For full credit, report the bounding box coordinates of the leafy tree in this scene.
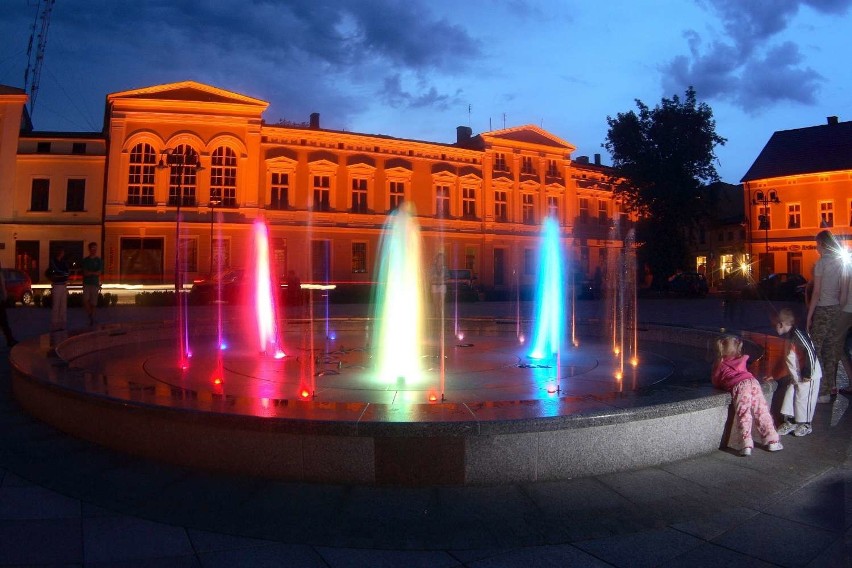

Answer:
[603,87,726,284]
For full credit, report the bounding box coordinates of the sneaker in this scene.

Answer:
[817,395,832,404]
[793,423,812,437]
[740,447,752,457]
[767,441,784,451]
[776,422,796,436]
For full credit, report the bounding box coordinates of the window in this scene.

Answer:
[578,197,589,223]
[546,159,560,177]
[30,179,49,211]
[521,156,534,175]
[210,147,237,208]
[462,187,476,218]
[435,185,450,217]
[352,242,367,273]
[270,172,289,209]
[313,175,330,211]
[547,196,559,219]
[179,237,198,273]
[351,178,368,213]
[597,200,608,225]
[757,206,770,230]
[524,249,535,275]
[494,190,507,221]
[494,153,508,171]
[522,194,535,224]
[36,141,51,153]
[727,231,734,241]
[167,144,199,207]
[819,201,834,227]
[128,142,156,206]
[788,203,801,229]
[71,142,86,154]
[389,180,405,211]
[66,179,85,211]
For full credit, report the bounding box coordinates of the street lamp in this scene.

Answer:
[752,189,780,277]
[159,147,201,365]
[209,198,221,275]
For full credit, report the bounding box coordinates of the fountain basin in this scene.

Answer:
[10,320,771,485]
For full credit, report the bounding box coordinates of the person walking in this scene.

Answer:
[47,246,70,332]
[806,230,843,403]
[81,242,103,326]
[0,262,19,348]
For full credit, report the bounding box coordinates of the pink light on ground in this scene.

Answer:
[252,220,285,357]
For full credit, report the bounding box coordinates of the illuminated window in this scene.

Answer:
[522,194,535,224]
[547,196,558,219]
[352,242,367,273]
[819,201,834,227]
[313,175,331,211]
[435,185,450,217]
[351,178,368,213]
[66,179,85,211]
[270,172,289,209]
[389,180,405,211]
[494,153,508,171]
[578,197,589,223]
[127,143,156,206]
[465,246,476,271]
[788,203,801,229]
[167,144,198,207]
[494,190,507,221]
[30,179,49,211]
[521,156,535,175]
[462,186,476,218]
[211,147,237,208]
[597,200,608,225]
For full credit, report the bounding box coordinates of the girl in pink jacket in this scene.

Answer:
[712,335,783,456]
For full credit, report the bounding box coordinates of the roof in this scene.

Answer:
[108,81,269,109]
[741,120,852,182]
[0,85,26,95]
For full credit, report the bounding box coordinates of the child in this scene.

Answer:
[765,308,822,437]
[712,335,783,456]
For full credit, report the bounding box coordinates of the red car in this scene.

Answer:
[1,268,34,306]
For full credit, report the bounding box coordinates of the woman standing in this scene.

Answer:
[806,230,843,403]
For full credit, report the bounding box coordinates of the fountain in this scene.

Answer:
[10,211,739,486]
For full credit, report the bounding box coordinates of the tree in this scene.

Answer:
[603,87,726,284]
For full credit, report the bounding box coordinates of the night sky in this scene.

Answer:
[1,0,850,183]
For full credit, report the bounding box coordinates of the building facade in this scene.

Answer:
[741,117,852,280]
[0,81,627,294]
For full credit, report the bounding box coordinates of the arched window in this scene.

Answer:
[167,144,199,207]
[127,143,156,206]
[211,147,237,208]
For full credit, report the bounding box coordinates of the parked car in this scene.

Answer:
[745,273,807,301]
[190,269,249,304]
[666,271,708,297]
[1,268,34,306]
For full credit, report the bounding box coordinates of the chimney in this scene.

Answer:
[575,155,589,164]
[827,116,839,125]
[456,125,472,143]
[309,112,320,129]
[594,153,601,166]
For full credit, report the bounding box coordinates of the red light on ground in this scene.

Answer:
[300,389,311,399]
[546,383,557,394]
[213,377,222,385]
[428,393,438,402]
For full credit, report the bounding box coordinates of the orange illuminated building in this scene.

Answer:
[742,116,852,279]
[0,81,628,293]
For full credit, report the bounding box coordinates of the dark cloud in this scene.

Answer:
[0,0,481,131]
[663,0,851,112]
[378,74,459,110]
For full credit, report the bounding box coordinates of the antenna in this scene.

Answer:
[468,104,471,127]
[502,113,506,129]
[23,0,56,119]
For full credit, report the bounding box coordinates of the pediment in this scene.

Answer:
[108,81,268,108]
[484,125,575,151]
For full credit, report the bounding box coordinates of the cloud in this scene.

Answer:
[663,0,851,111]
[378,74,459,110]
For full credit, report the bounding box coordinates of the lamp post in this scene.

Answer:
[209,198,221,275]
[752,189,780,278]
[159,147,201,366]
